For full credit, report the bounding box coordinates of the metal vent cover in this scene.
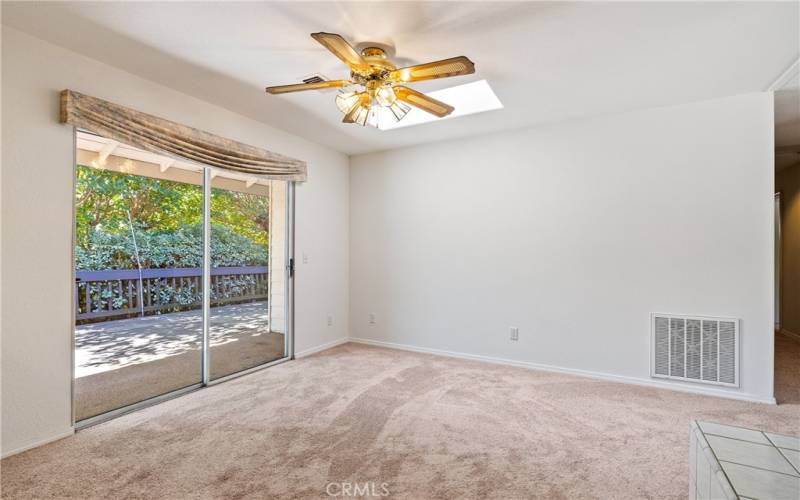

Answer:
[651,313,739,387]
[301,75,326,84]
[298,74,334,92]
[298,73,338,94]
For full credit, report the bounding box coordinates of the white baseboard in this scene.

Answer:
[1,428,74,459]
[348,337,776,405]
[295,337,349,359]
[779,328,800,342]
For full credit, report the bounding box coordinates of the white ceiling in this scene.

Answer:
[3,1,799,156]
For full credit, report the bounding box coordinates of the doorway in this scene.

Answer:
[773,72,800,404]
[72,131,293,425]
[775,170,800,405]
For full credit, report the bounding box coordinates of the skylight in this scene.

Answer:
[378,80,503,131]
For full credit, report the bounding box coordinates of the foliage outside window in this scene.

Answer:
[75,165,270,317]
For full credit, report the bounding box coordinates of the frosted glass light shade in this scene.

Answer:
[375,85,397,107]
[336,91,361,114]
[335,86,410,128]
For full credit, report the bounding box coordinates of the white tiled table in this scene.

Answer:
[690,421,800,500]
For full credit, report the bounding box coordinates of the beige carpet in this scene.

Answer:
[2,340,799,499]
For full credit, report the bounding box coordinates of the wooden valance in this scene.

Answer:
[60,90,307,181]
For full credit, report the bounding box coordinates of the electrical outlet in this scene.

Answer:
[368,313,376,324]
[302,252,309,264]
[327,314,333,327]
[510,327,519,341]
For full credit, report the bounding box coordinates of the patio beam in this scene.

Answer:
[159,158,175,173]
[98,140,120,163]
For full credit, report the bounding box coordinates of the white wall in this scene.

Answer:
[350,93,775,402]
[1,27,349,456]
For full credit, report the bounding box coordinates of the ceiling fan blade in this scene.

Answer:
[311,32,370,72]
[390,56,475,83]
[265,79,350,94]
[394,86,454,117]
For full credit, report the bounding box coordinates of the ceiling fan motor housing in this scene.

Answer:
[351,46,396,84]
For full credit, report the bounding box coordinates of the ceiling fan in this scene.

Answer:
[265,32,475,128]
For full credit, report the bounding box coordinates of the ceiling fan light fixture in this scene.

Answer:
[345,99,410,128]
[375,85,397,107]
[266,32,475,129]
[367,108,381,128]
[336,91,361,114]
[388,101,411,121]
[336,88,394,128]
[351,104,376,127]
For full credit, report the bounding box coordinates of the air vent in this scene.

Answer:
[297,74,335,93]
[651,313,739,387]
[302,75,326,85]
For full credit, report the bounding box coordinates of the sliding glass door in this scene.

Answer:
[208,177,288,380]
[73,131,292,424]
[73,138,205,421]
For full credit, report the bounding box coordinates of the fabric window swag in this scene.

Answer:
[60,89,307,181]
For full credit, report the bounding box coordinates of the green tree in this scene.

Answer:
[211,188,270,248]
[75,165,270,270]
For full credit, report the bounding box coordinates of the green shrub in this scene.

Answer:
[75,223,268,271]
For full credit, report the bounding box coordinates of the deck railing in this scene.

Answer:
[75,266,268,323]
